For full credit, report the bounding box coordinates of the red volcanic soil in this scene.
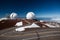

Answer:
[0,18,48,30]
[35,21,49,28]
[0,19,21,30]
[0,19,38,30]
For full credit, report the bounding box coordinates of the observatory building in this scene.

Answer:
[26,12,36,20]
[10,12,17,19]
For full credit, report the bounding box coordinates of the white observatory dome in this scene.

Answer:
[10,12,17,19]
[26,12,35,19]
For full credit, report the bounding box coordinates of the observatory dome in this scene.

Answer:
[26,12,35,19]
[10,12,17,19]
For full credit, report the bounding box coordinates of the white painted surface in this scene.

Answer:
[0,18,8,21]
[15,23,40,31]
[25,23,40,28]
[15,21,23,26]
[45,24,56,28]
[40,20,44,22]
[15,27,25,31]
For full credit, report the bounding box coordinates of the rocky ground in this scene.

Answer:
[0,26,60,40]
[0,19,60,40]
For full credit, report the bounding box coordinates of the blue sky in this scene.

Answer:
[0,0,60,18]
